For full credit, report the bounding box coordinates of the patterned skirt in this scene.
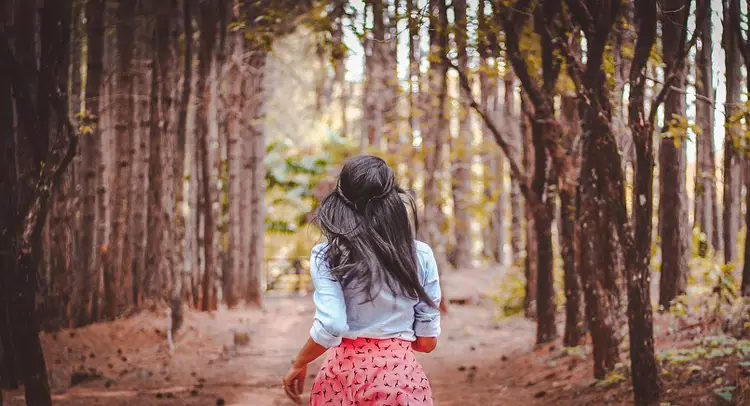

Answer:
[309,337,433,405]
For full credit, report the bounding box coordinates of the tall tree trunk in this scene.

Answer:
[197,0,217,312]
[724,0,742,265]
[131,8,151,305]
[244,51,267,306]
[694,0,715,253]
[509,78,524,263]
[360,2,373,151]
[406,0,419,191]
[77,0,105,327]
[451,0,472,268]
[560,93,584,347]
[613,1,635,174]
[146,1,174,302]
[521,94,537,319]
[172,0,192,333]
[224,32,245,308]
[658,0,690,309]
[627,0,663,403]
[108,0,136,318]
[571,1,624,379]
[479,1,505,264]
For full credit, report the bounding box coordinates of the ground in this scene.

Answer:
[3,267,749,405]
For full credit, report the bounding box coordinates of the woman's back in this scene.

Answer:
[309,240,441,348]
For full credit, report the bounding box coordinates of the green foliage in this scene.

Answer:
[713,386,736,402]
[264,140,330,233]
[656,335,750,365]
[489,263,526,318]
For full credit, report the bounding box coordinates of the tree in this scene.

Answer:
[693,0,718,252]
[107,0,136,318]
[197,0,218,311]
[0,0,77,402]
[627,0,663,402]
[495,0,560,344]
[451,0,473,268]
[723,0,742,266]
[658,0,691,309]
[565,0,624,378]
[560,79,584,347]
[77,0,105,327]
[730,0,750,296]
[145,0,176,302]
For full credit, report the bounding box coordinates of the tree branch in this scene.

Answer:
[648,0,706,126]
[446,56,545,217]
[494,0,548,110]
[563,0,593,34]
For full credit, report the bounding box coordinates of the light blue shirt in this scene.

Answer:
[308,240,442,348]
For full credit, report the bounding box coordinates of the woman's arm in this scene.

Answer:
[292,337,328,368]
[413,244,442,353]
[283,246,348,403]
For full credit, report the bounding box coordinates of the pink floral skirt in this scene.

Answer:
[309,337,433,405]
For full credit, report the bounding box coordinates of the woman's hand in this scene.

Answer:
[283,360,307,404]
[412,336,437,353]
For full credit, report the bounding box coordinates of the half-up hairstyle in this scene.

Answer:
[315,155,436,307]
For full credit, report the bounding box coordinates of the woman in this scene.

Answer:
[283,155,441,405]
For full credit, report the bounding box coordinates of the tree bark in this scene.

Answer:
[567,0,624,379]
[694,0,716,253]
[76,0,105,326]
[145,1,174,302]
[171,0,193,332]
[451,0,472,268]
[560,93,584,347]
[108,0,136,318]
[132,7,151,305]
[724,0,742,265]
[197,0,217,312]
[627,0,663,402]
[658,0,690,309]
[521,94,537,319]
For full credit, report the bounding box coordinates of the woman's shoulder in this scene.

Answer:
[414,240,434,258]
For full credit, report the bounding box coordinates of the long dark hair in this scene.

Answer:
[316,155,435,307]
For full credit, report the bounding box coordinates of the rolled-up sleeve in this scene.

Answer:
[414,244,441,337]
[309,245,348,348]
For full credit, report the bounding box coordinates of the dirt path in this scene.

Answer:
[5,267,557,405]
[7,266,749,405]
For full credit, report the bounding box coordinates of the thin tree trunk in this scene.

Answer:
[627,1,663,403]
[724,0,742,265]
[131,8,151,305]
[560,93,584,347]
[77,0,105,327]
[509,76,524,264]
[694,0,715,253]
[406,0,419,191]
[451,0,472,268]
[225,33,245,308]
[145,1,174,301]
[658,0,690,309]
[521,94,537,319]
[197,0,217,312]
[171,0,192,332]
[108,0,136,318]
